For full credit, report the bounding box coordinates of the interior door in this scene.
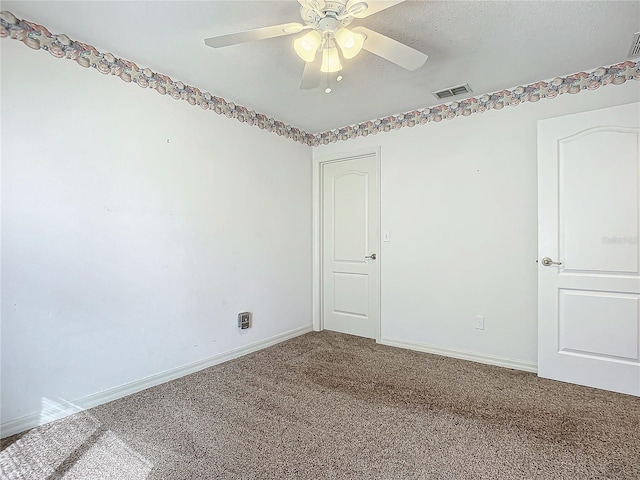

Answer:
[322,154,379,339]
[538,101,640,396]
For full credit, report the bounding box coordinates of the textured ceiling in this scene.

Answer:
[2,1,639,133]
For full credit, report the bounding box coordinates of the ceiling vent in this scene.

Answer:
[629,32,640,58]
[432,84,472,100]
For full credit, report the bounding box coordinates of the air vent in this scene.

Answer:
[432,84,472,100]
[629,32,640,58]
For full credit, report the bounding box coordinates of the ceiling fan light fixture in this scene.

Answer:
[335,28,364,59]
[320,46,342,73]
[294,30,322,62]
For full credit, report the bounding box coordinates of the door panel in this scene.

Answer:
[322,155,379,339]
[558,290,639,360]
[538,101,640,396]
[333,172,368,261]
[560,129,639,273]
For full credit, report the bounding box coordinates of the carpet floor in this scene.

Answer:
[1,331,639,479]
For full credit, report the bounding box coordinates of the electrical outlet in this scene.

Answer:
[475,315,484,330]
[238,312,251,330]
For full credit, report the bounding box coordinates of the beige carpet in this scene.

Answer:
[1,331,639,479]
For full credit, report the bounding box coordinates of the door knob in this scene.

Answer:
[541,257,562,266]
[365,253,377,260]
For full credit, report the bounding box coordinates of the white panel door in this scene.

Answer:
[538,102,640,396]
[322,155,379,339]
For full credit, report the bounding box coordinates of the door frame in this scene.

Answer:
[312,146,382,341]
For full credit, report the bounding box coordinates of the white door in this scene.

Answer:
[322,154,379,339]
[538,102,640,396]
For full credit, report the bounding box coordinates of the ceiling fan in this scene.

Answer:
[204,0,428,93]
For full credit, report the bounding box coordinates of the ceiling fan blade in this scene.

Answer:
[298,0,326,11]
[348,0,405,18]
[299,56,322,90]
[352,26,427,71]
[204,22,305,48]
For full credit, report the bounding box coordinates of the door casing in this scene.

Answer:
[313,147,381,341]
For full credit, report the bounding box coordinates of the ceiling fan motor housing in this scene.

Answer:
[301,0,354,34]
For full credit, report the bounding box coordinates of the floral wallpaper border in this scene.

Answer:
[2,10,639,148]
[316,59,640,144]
[0,11,315,145]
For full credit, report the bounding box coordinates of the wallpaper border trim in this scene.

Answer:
[0,11,316,146]
[314,60,640,144]
[1,10,638,147]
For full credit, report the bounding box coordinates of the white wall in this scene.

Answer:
[2,32,638,431]
[314,80,640,368]
[1,39,312,426]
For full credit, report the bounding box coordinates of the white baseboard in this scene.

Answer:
[379,337,538,373]
[1,325,313,438]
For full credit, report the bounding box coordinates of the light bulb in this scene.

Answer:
[325,87,332,94]
[335,28,364,60]
[336,75,343,82]
[293,30,322,63]
[320,46,342,73]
